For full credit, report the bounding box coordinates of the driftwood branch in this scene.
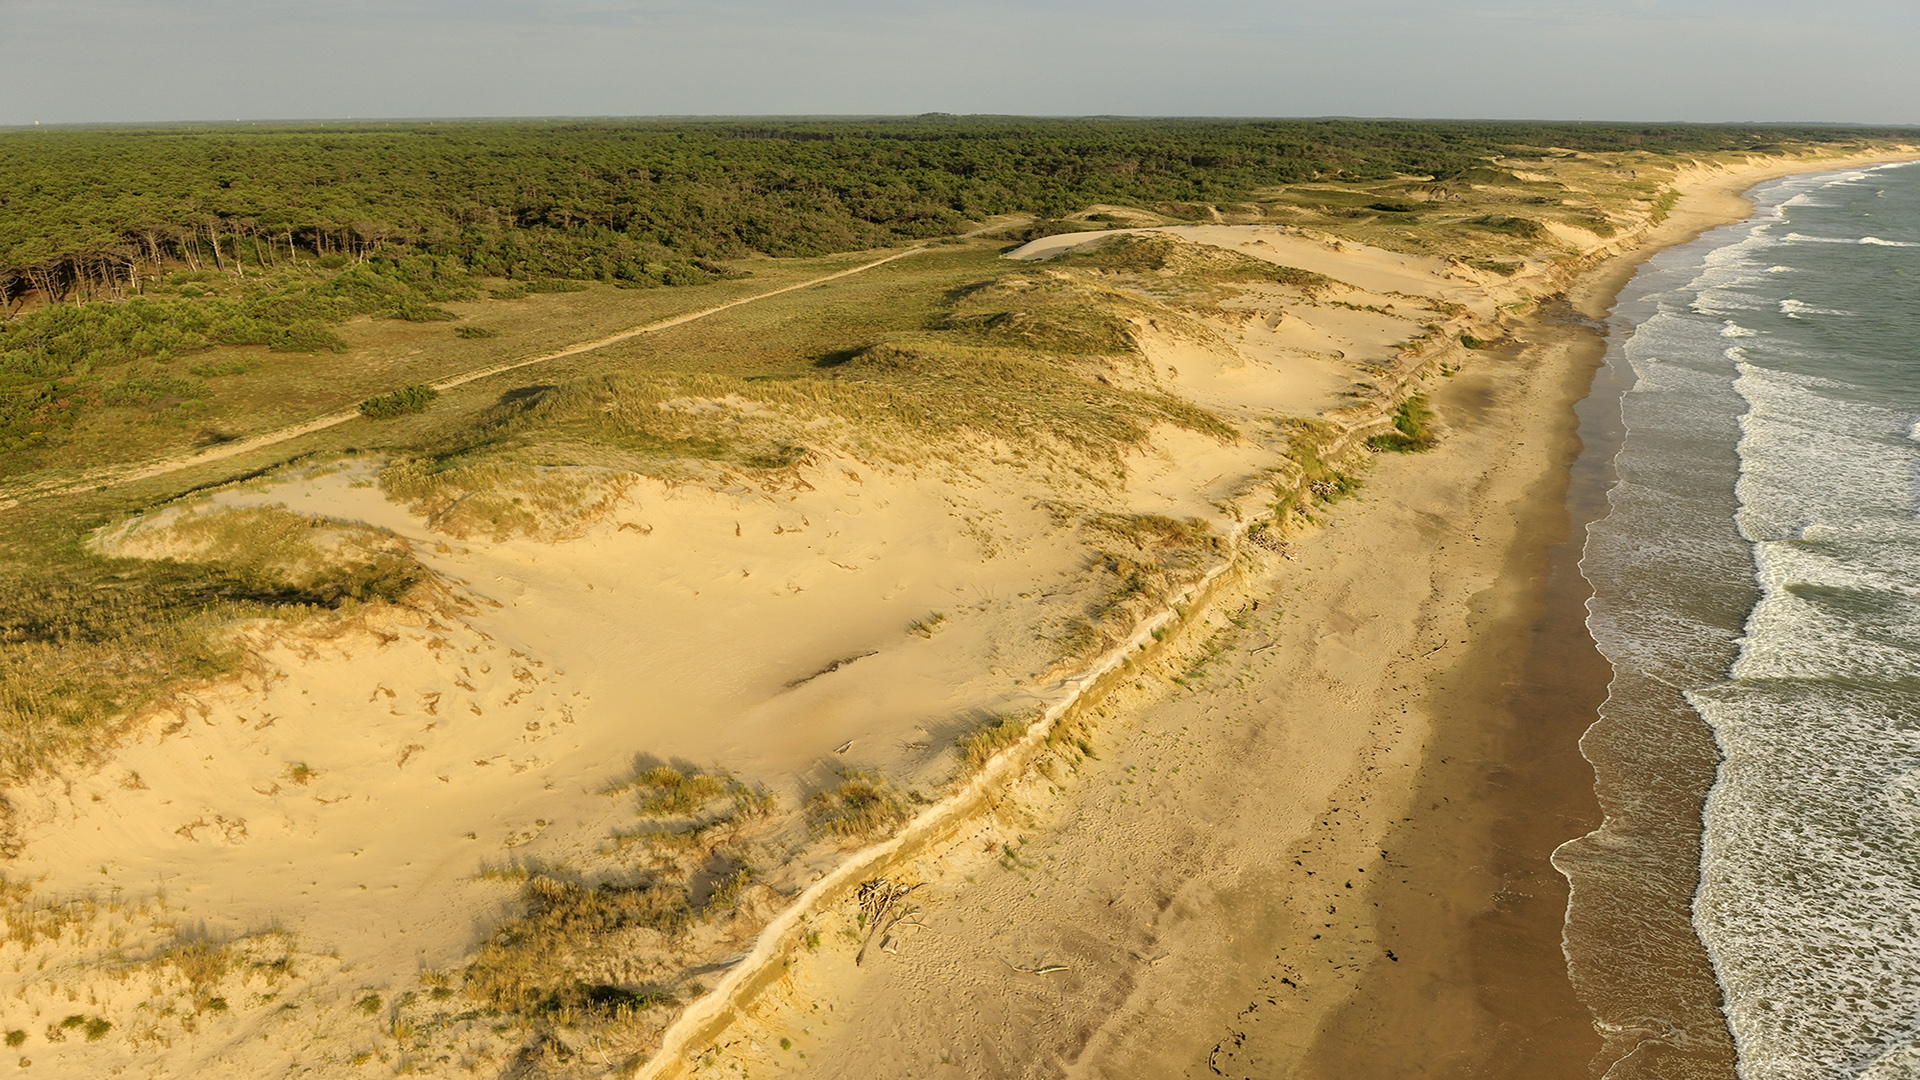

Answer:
[854,877,923,966]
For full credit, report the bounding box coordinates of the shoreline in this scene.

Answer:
[1298,151,1920,1078]
[654,149,1920,1079]
[1298,151,1920,1077]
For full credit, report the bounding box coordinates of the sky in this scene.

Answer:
[2,0,1916,126]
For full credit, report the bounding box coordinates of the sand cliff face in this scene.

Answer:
[0,202,1731,1077]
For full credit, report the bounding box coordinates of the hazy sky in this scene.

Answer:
[2,0,1916,126]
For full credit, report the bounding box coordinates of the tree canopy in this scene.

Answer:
[3,117,1902,302]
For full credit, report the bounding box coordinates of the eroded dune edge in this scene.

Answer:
[1,150,1908,1079]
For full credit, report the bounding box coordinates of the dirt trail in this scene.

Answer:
[0,232,1006,510]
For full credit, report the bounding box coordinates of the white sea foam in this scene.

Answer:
[1779,298,1852,318]
[1588,164,1920,1080]
[1783,231,1920,248]
[1699,279,1920,1076]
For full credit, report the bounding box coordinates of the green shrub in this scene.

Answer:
[1459,334,1488,350]
[359,384,439,419]
[456,326,499,339]
[389,298,458,322]
[1367,395,1438,452]
[1462,214,1544,237]
[268,321,348,353]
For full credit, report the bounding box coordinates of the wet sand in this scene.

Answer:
[1292,305,1612,1078]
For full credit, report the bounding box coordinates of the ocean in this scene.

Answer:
[1557,162,1920,1080]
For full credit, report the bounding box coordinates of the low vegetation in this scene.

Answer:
[807,771,913,839]
[955,711,1035,774]
[612,765,773,820]
[0,505,425,790]
[1366,395,1439,452]
[358,384,438,419]
[1057,513,1222,661]
[464,874,688,1020]
[1273,418,1363,523]
[1059,232,1338,294]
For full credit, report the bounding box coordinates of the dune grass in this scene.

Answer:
[0,503,428,803]
[1059,233,1340,294]
[956,711,1037,774]
[371,260,1239,537]
[807,771,913,839]
[1366,395,1439,453]
[1054,513,1222,663]
[463,875,688,1023]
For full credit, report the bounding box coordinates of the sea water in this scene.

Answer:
[1562,162,1920,1079]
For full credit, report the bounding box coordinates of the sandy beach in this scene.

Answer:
[658,151,1920,1079]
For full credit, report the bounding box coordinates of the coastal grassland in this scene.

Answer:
[1056,232,1339,295]
[0,235,1236,797]
[5,122,1904,486]
[0,250,880,485]
[0,246,1026,780]
[420,763,787,1071]
[1229,146,1854,262]
[367,249,1239,536]
[0,500,432,795]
